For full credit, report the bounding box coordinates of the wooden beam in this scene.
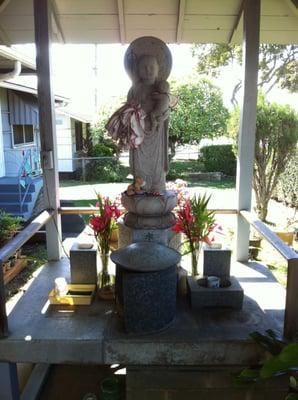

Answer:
[59,207,238,215]
[236,0,260,262]
[0,210,54,264]
[176,0,186,44]
[117,0,126,44]
[21,364,51,400]
[0,210,53,338]
[0,24,11,45]
[228,0,244,43]
[240,210,297,260]
[50,0,65,43]
[33,0,62,261]
[0,0,11,14]
[0,0,11,45]
[284,0,298,17]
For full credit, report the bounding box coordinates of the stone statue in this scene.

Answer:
[107,36,173,193]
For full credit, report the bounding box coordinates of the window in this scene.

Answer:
[12,125,34,146]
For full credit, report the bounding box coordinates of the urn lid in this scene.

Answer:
[111,242,181,272]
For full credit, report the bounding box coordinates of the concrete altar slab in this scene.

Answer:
[0,258,285,367]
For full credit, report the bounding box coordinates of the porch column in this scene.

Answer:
[236,0,260,262]
[0,362,19,400]
[33,0,62,260]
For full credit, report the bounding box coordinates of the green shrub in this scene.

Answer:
[199,144,236,176]
[89,141,118,157]
[275,148,298,207]
[85,158,128,182]
[167,160,204,180]
[0,211,22,246]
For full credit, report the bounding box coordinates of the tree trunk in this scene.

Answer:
[169,139,176,161]
[256,198,268,221]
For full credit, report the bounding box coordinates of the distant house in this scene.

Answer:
[0,47,92,219]
[55,108,91,177]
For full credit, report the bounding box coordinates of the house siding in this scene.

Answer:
[56,113,74,172]
[1,88,39,177]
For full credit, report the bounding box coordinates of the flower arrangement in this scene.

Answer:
[172,193,216,277]
[166,179,189,208]
[89,193,121,293]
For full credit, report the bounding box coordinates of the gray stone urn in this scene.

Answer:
[111,242,181,334]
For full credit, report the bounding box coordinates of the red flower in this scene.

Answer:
[172,194,216,253]
[89,193,122,254]
[184,201,193,223]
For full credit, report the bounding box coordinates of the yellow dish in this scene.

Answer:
[48,284,96,305]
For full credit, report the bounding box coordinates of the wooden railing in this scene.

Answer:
[240,210,298,340]
[0,207,297,340]
[0,210,54,337]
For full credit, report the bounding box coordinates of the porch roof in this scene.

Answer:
[0,0,297,46]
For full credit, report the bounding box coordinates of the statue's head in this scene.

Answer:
[138,55,159,85]
[124,36,172,84]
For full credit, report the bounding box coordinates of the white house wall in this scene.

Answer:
[56,113,74,172]
[0,87,15,176]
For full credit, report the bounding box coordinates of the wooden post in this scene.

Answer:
[0,262,8,338]
[236,0,260,262]
[33,0,62,260]
[284,257,298,339]
[0,362,19,399]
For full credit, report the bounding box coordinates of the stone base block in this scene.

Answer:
[118,218,181,250]
[187,276,243,310]
[70,242,97,284]
[124,211,176,229]
[203,248,231,278]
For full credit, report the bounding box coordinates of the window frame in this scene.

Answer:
[12,124,35,148]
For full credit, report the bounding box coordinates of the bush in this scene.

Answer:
[199,144,236,176]
[89,140,118,157]
[167,160,204,180]
[274,148,298,207]
[85,158,128,182]
[0,211,22,246]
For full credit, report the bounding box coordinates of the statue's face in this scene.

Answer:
[138,56,159,84]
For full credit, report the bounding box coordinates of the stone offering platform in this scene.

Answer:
[0,257,285,367]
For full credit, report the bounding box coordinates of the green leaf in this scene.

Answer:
[279,344,298,366]
[285,394,298,400]
[237,368,260,382]
[249,331,283,355]
[289,376,297,389]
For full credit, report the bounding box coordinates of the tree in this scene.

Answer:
[192,44,298,105]
[229,95,298,221]
[169,78,229,158]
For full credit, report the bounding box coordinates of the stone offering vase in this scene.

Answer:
[97,252,115,300]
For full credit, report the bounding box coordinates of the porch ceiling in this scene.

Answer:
[0,0,297,45]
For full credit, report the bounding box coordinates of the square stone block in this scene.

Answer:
[70,242,97,284]
[132,228,168,245]
[187,276,243,310]
[203,248,231,278]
